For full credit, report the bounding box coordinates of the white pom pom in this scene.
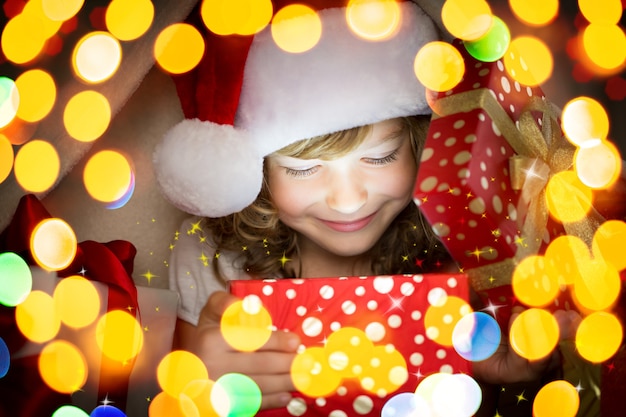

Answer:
[153,119,263,217]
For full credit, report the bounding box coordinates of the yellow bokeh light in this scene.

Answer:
[575,311,623,363]
[325,327,373,378]
[545,170,593,223]
[532,380,580,417]
[346,0,401,41]
[441,0,493,41]
[72,32,122,83]
[38,340,87,394]
[23,0,63,39]
[15,290,61,343]
[271,4,322,54]
[106,0,154,41]
[14,139,60,193]
[1,13,47,64]
[83,150,133,204]
[579,0,622,25]
[561,96,610,147]
[15,69,56,123]
[154,23,205,75]
[359,345,407,395]
[503,36,553,86]
[220,295,273,352]
[149,391,188,417]
[0,76,20,129]
[41,0,84,21]
[180,379,219,417]
[156,350,209,397]
[508,0,558,26]
[583,24,626,71]
[512,255,560,307]
[575,139,622,189]
[414,41,465,92]
[291,346,342,397]
[0,134,13,183]
[64,90,111,142]
[572,258,620,311]
[424,295,472,347]
[30,218,77,271]
[592,220,626,272]
[509,308,559,361]
[95,310,143,362]
[53,275,101,329]
[201,0,272,36]
[544,235,590,286]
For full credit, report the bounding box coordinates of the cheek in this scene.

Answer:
[382,159,418,198]
[267,172,308,217]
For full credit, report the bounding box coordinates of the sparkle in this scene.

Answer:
[447,187,455,194]
[481,300,505,318]
[491,229,501,237]
[523,159,547,182]
[401,254,409,262]
[199,235,207,243]
[412,368,424,380]
[174,231,180,240]
[169,243,175,250]
[421,196,428,203]
[143,326,149,332]
[514,235,527,247]
[151,218,156,223]
[187,221,202,235]
[198,252,209,266]
[494,411,503,417]
[78,266,87,276]
[141,270,157,285]
[516,390,527,404]
[386,295,405,313]
[279,252,290,267]
[214,252,221,259]
[101,394,114,406]
[415,258,425,268]
[466,191,473,198]
[575,381,584,393]
[155,306,160,312]
[242,245,248,251]
[469,247,483,260]
[316,305,324,313]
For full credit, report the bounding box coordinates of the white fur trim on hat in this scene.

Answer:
[153,119,263,217]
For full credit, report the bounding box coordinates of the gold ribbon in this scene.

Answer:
[432,89,605,291]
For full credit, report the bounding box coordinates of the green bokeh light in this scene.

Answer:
[52,405,90,417]
[213,373,262,417]
[0,252,32,307]
[464,16,511,62]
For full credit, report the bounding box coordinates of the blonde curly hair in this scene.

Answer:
[204,115,451,282]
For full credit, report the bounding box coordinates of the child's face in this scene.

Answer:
[267,118,417,258]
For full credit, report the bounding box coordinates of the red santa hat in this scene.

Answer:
[153,1,441,217]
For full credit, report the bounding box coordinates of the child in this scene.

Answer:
[154,1,574,413]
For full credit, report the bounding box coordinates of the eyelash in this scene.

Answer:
[284,150,400,178]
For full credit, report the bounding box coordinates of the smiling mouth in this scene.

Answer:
[320,213,377,232]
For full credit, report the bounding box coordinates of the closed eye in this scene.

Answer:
[363,149,399,166]
[284,165,319,178]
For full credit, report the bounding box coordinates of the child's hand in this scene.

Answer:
[192,291,301,410]
[472,308,581,384]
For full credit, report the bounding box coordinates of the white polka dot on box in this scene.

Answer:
[414,39,571,287]
[230,273,471,417]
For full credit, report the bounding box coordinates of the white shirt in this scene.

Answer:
[168,217,252,325]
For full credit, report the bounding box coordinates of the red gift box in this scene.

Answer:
[412,40,601,293]
[230,273,472,417]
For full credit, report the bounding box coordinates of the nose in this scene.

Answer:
[325,169,367,214]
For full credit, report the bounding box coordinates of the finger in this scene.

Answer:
[200,291,240,323]
[261,330,301,353]
[251,372,296,396]
[259,391,293,411]
[219,350,296,375]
